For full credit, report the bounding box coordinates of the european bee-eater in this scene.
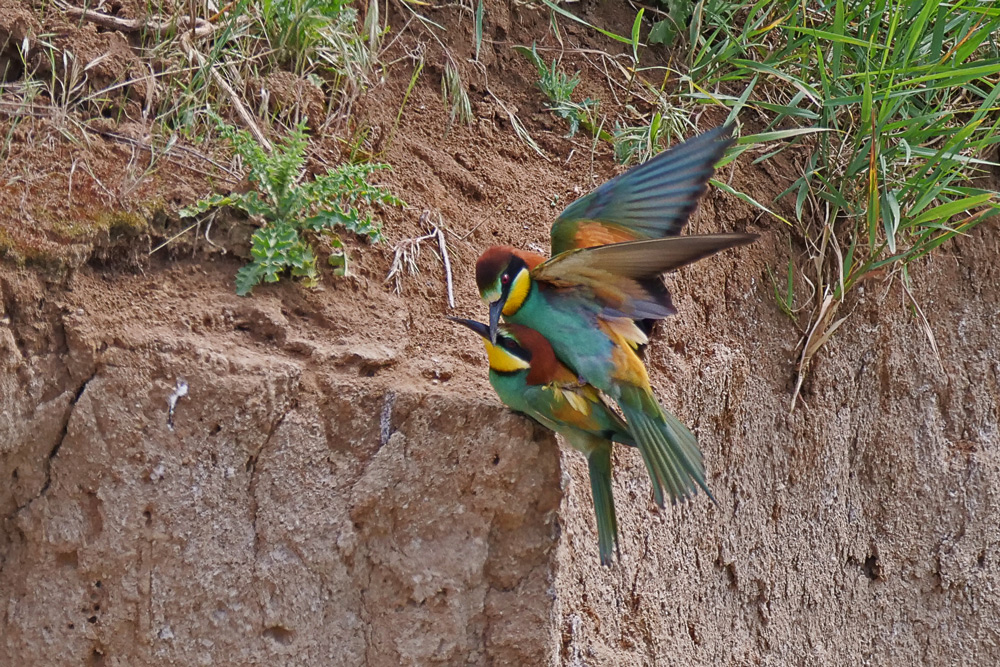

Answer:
[450,317,633,566]
[475,124,757,507]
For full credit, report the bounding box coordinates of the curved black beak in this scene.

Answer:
[447,316,491,342]
[488,299,505,345]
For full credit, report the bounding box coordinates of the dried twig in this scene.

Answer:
[94,130,240,182]
[436,212,454,309]
[0,101,240,182]
[386,210,454,308]
[386,211,434,293]
[901,279,943,373]
[178,33,273,151]
[58,2,214,38]
[789,291,848,413]
[149,220,201,255]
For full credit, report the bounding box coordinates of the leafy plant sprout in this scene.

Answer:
[181,115,403,295]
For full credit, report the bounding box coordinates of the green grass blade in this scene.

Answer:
[475,0,484,62]
[539,0,633,44]
[711,178,791,225]
[906,193,994,228]
[784,25,886,49]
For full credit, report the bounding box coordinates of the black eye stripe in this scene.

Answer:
[500,258,527,297]
[498,336,531,361]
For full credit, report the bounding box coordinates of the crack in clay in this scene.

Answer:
[11,372,96,517]
[379,391,396,447]
[246,394,298,640]
[248,408,292,558]
[358,559,376,666]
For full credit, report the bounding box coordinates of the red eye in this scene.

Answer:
[501,273,510,285]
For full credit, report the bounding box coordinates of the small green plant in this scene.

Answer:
[647,0,695,47]
[766,258,797,321]
[257,0,372,75]
[441,61,473,131]
[612,108,689,165]
[515,44,601,138]
[181,117,403,295]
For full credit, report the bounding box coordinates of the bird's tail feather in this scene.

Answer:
[618,385,713,507]
[587,443,619,567]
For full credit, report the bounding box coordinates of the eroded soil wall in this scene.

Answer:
[1,272,560,664]
[2,222,999,665]
[551,225,1000,664]
[0,0,998,660]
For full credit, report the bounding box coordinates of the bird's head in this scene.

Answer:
[475,246,542,343]
[448,317,532,375]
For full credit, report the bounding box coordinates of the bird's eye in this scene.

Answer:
[501,273,511,285]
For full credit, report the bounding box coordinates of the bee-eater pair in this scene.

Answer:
[453,124,757,565]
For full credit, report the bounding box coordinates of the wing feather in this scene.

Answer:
[533,234,757,320]
[550,125,735,254]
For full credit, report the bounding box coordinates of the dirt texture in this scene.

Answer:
[1,267,568,666]
[550,223,1000,664]
[2,0,1000,665]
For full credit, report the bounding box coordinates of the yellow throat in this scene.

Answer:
[483,340,530,373]
[502,269,531,316]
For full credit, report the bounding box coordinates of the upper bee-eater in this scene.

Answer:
[450,317,633,566]
[474,124,757,507]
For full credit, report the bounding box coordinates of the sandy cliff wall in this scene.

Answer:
[2,221,998,666]
[0,1,997,661]
[0,271,561,664]
[552,223,1000,664]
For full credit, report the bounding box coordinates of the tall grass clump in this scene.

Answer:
[671,0,1000,397]
[515,44,602,138]
[145,0,380,137]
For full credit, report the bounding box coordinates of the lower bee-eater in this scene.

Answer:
[450,317,633,566]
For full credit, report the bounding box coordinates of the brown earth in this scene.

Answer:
[2,0,999,664]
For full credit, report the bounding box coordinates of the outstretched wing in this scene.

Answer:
[550,125,734,256]
[533,233,757,319]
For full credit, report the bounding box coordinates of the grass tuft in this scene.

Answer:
[515,44,602,138]
[679,0,1000,401]
[540,0,1000,405]
[441,60,473,131]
